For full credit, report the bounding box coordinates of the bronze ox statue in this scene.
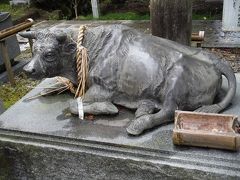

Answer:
[19,25,236,135]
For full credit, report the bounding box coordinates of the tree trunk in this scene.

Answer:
[150,0,192,46]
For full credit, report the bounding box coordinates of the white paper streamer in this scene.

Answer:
[77,97,84,120]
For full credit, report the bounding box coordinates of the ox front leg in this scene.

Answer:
[69,100,118,115]
[135,100,161,118]
[69,84,119,115]
[127,100,176,135]
[40,77,69,96]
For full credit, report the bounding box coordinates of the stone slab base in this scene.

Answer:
[0,74,240,179]
[0,128,238,179]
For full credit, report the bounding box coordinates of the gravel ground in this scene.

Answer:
[208,48,240,73]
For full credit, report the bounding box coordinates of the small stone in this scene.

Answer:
[220,32,225,37]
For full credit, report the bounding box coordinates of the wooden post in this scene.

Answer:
[91,0,100,19]
[28,38,33,57]
[0,40,15,85]
[150,0,192,46]
[26,29,33,56]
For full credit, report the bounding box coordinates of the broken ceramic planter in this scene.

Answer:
[173,111,240,151]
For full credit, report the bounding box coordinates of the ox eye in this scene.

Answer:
[45,52,54,57]
[44,52,56,62]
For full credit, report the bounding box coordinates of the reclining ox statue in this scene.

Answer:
[19,25,236,136]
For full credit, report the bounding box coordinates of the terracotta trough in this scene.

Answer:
[173,111,240,151]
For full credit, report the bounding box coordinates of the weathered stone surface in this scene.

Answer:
[0,133,238,180]
[0,74,240,179]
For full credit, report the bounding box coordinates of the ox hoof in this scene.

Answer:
[194,104,222,113]
[126,115,151,136]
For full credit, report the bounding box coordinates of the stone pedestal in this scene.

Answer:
[0,75,240,179]
[0,12,20,72]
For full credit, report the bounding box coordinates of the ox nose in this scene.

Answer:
[23,64,36,75]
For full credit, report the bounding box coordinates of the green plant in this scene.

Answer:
[192,13,221,20]
[78,12,150,20]
[0,1,27,20]
[48,10,63,20]
[0,73,39,109]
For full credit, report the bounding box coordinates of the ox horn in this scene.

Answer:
[56,33,67,42]
[18,31,36,39]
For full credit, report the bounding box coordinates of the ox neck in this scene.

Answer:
[60,52,78,85]
[61,71,78,85]
[82,27,113,66]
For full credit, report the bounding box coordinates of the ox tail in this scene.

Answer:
[215,59,236,111]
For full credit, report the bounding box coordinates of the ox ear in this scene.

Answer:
[56,33,67,43]
[18,31,36,39]
[63,42,77,54]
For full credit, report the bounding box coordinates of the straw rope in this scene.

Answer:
[74,25,88,98]
[55,25,88,98]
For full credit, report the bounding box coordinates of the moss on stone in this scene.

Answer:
[0,73,39,109]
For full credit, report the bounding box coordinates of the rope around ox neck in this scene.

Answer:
[75,25,89,98]
[54,25,89,98]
